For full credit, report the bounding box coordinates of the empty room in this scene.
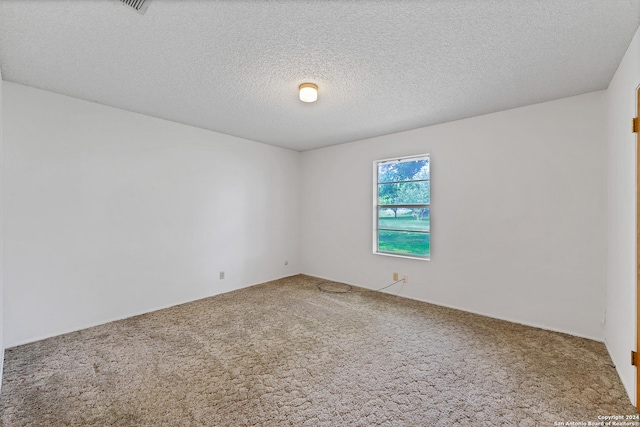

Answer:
[1,0,640,425]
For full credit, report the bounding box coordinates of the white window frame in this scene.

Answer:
[373,154,430,261]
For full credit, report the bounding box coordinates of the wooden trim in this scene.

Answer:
[636,87,640,409]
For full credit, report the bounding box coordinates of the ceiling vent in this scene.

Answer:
[119,0,151,15]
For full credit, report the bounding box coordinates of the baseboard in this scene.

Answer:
[6,273,302,349]
[604,338,636,407]
[302,273,604,342]
[0,347,4,394]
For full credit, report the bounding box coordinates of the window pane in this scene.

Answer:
[378,181,430,205]
[378,230,430,257]
[378,159,429,183]
[378,208,430,232]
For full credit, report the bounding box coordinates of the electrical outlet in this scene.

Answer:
[403,274,408,283]
[220,271,225,280]
[393,272,399,281]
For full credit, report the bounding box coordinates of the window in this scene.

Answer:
[374,154,430,260]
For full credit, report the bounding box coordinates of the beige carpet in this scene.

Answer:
[0,274,635,426]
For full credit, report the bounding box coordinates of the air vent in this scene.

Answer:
[119,0,151,14]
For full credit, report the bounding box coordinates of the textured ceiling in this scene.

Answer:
[1,0,639,151]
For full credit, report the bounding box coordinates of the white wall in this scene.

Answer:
[605,25,640,405]
[0,69,4,393]
[300,91,606,341]
[3,82,300,347]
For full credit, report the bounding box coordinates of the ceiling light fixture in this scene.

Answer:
[299,83,318,103]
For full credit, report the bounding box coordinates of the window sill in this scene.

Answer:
[374,251,430,261]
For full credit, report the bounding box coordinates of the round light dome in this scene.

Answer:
[299,83,318,103]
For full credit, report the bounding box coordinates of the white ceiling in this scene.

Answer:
[1,0,639,151]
